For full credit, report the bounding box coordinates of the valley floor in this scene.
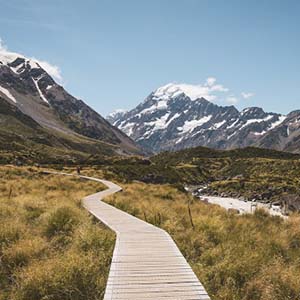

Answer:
[2,165,300,300]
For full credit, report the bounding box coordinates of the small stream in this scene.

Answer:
[198,195,286,218]
[186,187,286,218]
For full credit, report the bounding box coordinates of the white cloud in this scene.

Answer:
[205,77,229,92]
[206,77,217,86]
[0,37,62,83]
[155,77,231,102]
[0,38,7,50]
[210,84,229,92]
[226,95,239,104]
[241,92,255,99]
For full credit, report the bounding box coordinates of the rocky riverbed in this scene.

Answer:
[186,184,293,217]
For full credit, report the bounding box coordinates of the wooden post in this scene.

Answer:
[158,212,162,225]
[143,211,148,222]
[188,200,195,230]
[8,186,12,200]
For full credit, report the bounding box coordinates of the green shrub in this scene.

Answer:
[73,224,115,254]
[43,206,79,238]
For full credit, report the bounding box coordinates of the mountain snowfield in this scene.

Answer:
[107,83,300,153]
[0,48,58,108]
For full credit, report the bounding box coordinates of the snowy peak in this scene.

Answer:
[0,46,61,84]
[0,46,141,155]
[241,107,268,118]
[153,83,186,100]
[153,83,214,101]
[0,49,40,73]
[152,80,228,102]
[0,49,69,122]
[0,49,25,65]
[0,47,58,107]
[108,85,293,153]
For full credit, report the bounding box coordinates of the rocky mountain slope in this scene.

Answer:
[256,110,300,153]
[0,49,141,162]
[108,83,300,153]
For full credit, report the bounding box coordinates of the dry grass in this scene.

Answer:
[106,182,300,300]
[0,166,114,300]
[3,164,300,300]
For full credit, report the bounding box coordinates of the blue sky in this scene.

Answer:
[0,0,300,116]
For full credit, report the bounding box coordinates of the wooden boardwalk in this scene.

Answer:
[48,173,211,300]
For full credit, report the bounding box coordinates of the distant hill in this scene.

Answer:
[95,145,300,209]
[96,145,300,183]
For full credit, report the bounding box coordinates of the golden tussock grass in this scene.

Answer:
[106,182,300,300]
[0,166,114,300]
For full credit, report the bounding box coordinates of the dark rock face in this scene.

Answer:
[108,84,295,153]
[0,51,141,156]
[256,110,300,153]
[282,194,300,212]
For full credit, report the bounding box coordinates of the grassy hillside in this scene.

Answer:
[0,97,140,165]
[93,146,300,184]
[0,167,114,300]
[154,146,300,163]
[106,182,300,300]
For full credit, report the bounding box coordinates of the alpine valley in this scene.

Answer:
[108,83,300,153]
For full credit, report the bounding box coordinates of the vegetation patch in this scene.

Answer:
[82,147,300,208]
[0,166,114,300]
[106,182,300,300]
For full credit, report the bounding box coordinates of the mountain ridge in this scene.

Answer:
[0,48,142,162]
[107,83,299,153]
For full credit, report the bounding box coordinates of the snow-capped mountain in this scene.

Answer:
[0,48,141,157]
[107,109,127,124]
[108,83,299,153]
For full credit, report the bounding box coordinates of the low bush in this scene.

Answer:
[43,206,80,238]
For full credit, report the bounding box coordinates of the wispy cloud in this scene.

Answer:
[206,77,217,87]
[192,78,255,105]
[226,95,239,104]
[0,38,7,51]
[162,77,239,104]
[241,92,255,99]
[162,77,230,102]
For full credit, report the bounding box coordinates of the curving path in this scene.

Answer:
[46,172,211,300]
